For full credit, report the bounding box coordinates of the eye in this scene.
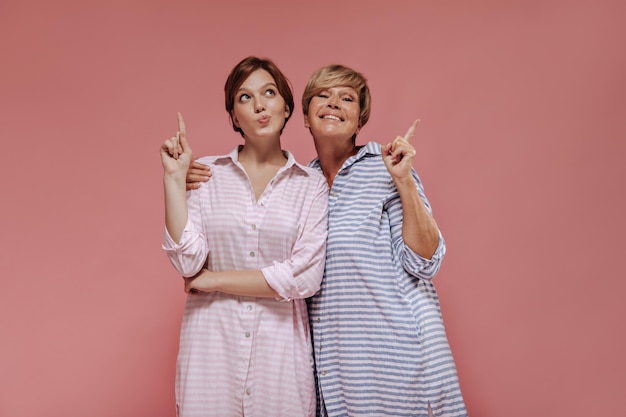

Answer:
[238,93,251,103]
[342,95,355,102]
[264,88,276,96]
[317,91,329,98]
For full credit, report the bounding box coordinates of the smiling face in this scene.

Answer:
[231,69,290,141]
[304,86,361,141]
[301,65,371,143]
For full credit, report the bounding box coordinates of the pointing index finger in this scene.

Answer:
[177,112,186,138]
[403,119,420,142]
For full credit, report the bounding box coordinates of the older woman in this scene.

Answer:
[301,65,466,417]
[187,64,467,417]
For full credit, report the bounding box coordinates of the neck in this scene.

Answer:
[314,136,358,187]
[239,137,286,166]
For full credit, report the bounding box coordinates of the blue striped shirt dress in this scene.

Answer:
[308,142,467,417]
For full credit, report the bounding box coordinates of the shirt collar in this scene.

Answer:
[216,146,310,175]
[308,141,381,170]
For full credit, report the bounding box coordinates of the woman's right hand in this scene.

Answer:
[186,159,212,191]
[160,112,193,178]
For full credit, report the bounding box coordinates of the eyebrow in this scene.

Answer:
[320,87,357,95]
[238,82,278,92]
[338,87,357,95]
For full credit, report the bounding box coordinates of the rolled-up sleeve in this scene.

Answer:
[261,175,328,301]
[389,169,446,281]
[401,232,446,280]
[161,189,209,278]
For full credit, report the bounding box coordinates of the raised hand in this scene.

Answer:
[382,119,419,181]
[160,112,193,177]
[162,113,193,243]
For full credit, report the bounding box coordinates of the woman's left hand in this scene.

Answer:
[184,269,212,295]
[382,119,419,181]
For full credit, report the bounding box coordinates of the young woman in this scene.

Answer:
[160,56,328,416]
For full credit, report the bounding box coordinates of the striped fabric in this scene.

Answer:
[163,147,329,417]
[308,142,467,417]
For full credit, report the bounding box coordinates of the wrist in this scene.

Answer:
[163,171,187,186]
[393,175,415,190]
[196,270,218,292]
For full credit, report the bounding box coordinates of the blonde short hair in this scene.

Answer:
[301,64,371,128]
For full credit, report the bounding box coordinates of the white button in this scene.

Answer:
[247,305,253,311]
[249,251,255,257]
[245,332,251,338]
[251,224,257,230]
[246,388,251,395]
[321,370,327,376]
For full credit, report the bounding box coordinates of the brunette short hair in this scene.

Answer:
[224,56,294,137]
[301,64,371,129]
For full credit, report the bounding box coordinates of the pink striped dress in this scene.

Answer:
[163,148,328,417]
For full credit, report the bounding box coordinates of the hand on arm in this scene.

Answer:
[184,269,279,298]
[186,159,212,191]
[382,120,440,259]
[183,174,328,300]
[162,113,193,243]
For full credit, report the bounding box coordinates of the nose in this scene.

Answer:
[327,94,340,109]
[254,98,266,113]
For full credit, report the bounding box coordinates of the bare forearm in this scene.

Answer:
[395,177,440,259]
[164,173,188,243]
[188,269,279,298]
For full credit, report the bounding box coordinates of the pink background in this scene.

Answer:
[1,0,625,416]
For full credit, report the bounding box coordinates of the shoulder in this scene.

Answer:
[195,152,233,167]
[291,163,328,193]
[296,163,325,179]
[283,150,324,180]
[279,153,327,194]
[361,141,383,155]
[354,141,386,171]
